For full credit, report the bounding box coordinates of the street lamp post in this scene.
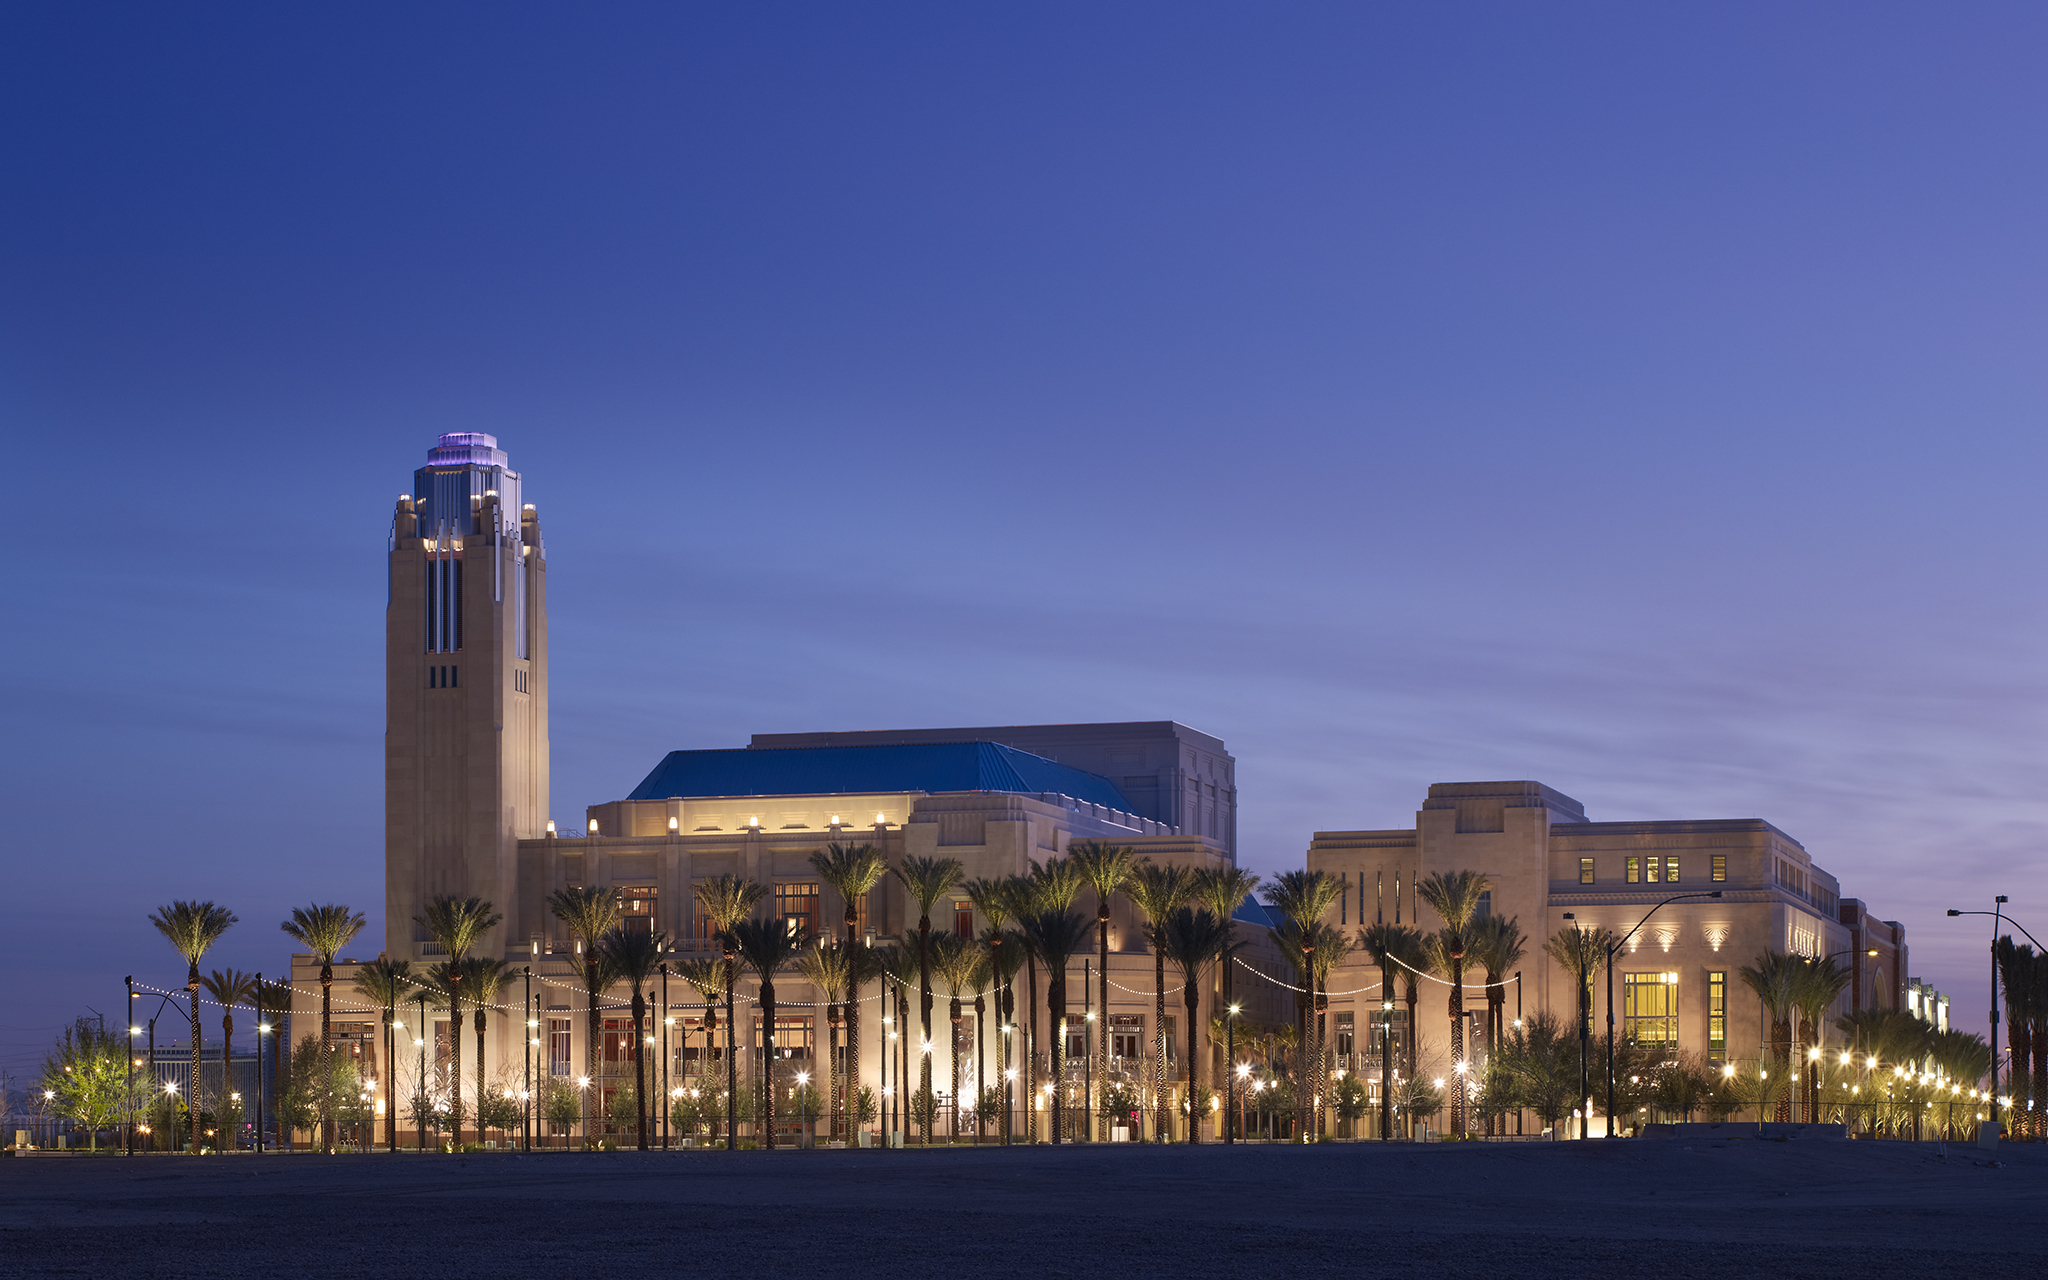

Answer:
[1225,1003,1239,1144]
[415,991,427,1151]
[1561,912,1591,1140]
[125,977,135,1156]
[1380,999,1394,1141]
[1603,891,1722,1137]
[1946,899,2039,1134]
[523,963,534,1153]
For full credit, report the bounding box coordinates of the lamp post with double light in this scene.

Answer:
[1946,899,2040,1133]
[1604,891,1722,1137]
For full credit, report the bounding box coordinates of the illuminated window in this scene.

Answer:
[616,885,656,934]
[1707,971,1726,1060]
[603,1017,635,1064]
[1579,858,1595,885]
[754,1013,814,1059]
[1109,1015,1142,1061]
[1646,857,1660,884]
[1335,1011,1355,1057]
[548,1018,572,1077]
[1622,973,1679,1047]
[775,881,819,940]
[1664,856,1680,883]
[1626,857,1641,884]
[1711,854,1727,883]
[954,901,975,939]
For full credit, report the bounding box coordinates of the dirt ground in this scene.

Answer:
[2,1137,2042,1278]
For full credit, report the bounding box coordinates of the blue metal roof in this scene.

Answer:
[626,741,1135,811]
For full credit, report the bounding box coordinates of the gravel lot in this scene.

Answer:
[3,1138,2042,1278]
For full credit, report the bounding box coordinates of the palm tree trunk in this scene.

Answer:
[1404,980,1419,1081]
[447,975,463,1149]
[1183,982,1201,1144]
[320,962,335,1154]
[1025,954,1040,1142]
[633,989,648,1151]
[1048,969,1065,1145]
[1153,946,1169,1142]
[844,908,859,1145]
[221,1013,235,1150]
[186,966,203,1154]
[1448,954,1466,1138]
[724,972,737,1151]
[1097,911,1111,1143]
[975,995,986,1144]
[761,978,777,1150]
[949,1002,961,1143]
[474,1009,487,1147]
[916,915,933,1145]
[385,996,398,1152]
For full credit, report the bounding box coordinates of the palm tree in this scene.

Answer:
[546,886,622,1084]
[1790,956,1851,1123]
[1018,907,1092,1144]
[598,926,668,1150]
[1467,915,1526,1134]
[874,941,919,1142]
[1414,870,1493,1137]
[1358,922,1421,1139]
[353,957,412,1151]
[693,874,767,1150]
[796,944,851,1143]
[673,957,729,1143]
[964,877,1021,1141]
[414,895,502,1149]
[1157,907,1235,1144]
[1739,951,1802,1122]
[198,969,257,1149]
[1993,938,2040,1137]
[1125,863,1196,1142]
[460,957,509,1145]
[809,843,888,1135]
[1191,866,1260,1132]
[724,917,808,1149]
[933,931,990,1142]
[279,903,368,1153]
[892,854,965,1144]
[1267,870,1345,1140]
[149,901,237,1155]
[1544,923,1604,1139]
[1070,840,1139,1138]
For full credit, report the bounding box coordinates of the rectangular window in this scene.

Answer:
[1707,971,1727,1060]
[1376,870,1384,924]
[1065,1014,1087,1061]
[549,1018,572,1076]
[617,885,656,934]
[754,1013,814,1060]
[1626,857,1641,884]
[603,1017,635,1064]
[1109,1015,1142,1061]
[1335,1010,1355,1058]
[1579,857,1595,885]
[775,881,819,940]
[1475,890,1491,920]
[1711,854,1727,882]
[954,902,975,939]
[449,664,457,688]
[1394,873,1401,925]
[1664,856,1679,883]
[1648,856,1663,884]
[1340,882,1346,926]
[1622,973,1679,1048]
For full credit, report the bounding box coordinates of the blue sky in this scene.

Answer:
[4,4,2044,1077]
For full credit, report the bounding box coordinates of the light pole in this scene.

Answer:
[523,964,534,1153]
[1225,1002,1239,1144]
[1605,891,1722,1137]
[1561,912,1591,1140]
[1946,899,2038,1132]
[415,991,427,1151]
[1380,999,1394,1141]
[125,977,135,1155]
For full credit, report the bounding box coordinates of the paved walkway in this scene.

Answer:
[3,1139,2043,1277]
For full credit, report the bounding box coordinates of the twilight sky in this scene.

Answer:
[4,4,2044,1080]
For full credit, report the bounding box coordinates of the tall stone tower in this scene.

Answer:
[385,433,549,963]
